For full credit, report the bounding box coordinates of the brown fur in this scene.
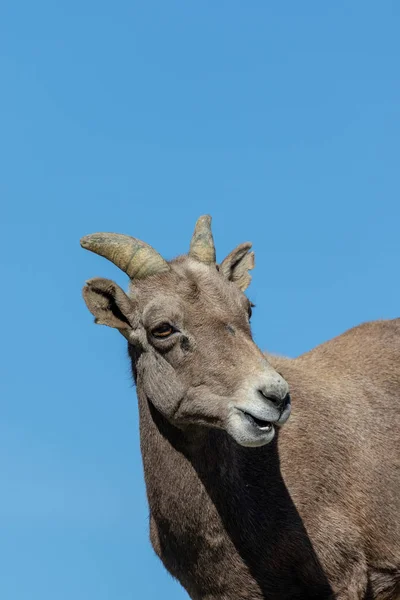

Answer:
[82,245,400,599]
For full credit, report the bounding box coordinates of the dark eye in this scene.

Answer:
[152,323,175,338]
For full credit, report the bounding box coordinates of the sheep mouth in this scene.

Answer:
[227,407,278,447]
[242,411,273,432]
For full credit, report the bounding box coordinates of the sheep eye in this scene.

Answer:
[152,323,175,338]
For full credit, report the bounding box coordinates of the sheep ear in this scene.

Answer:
[219,243,255,292]
[82,278,136,337]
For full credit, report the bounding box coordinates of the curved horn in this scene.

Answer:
[189,215,216,265]
[80,233,170,279]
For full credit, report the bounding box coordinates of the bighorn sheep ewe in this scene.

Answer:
[81,216,400,599]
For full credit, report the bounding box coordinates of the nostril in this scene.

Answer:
[258,389,282,406]
[258,389,291,409]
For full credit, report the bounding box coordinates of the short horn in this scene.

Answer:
[80,233,170,279]
[189,215,216,265]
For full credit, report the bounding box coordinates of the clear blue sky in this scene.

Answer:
[1,2,399,598]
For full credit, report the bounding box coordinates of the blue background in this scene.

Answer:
[1,2,399,598]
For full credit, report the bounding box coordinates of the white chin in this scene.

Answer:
[227,413,276,447]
